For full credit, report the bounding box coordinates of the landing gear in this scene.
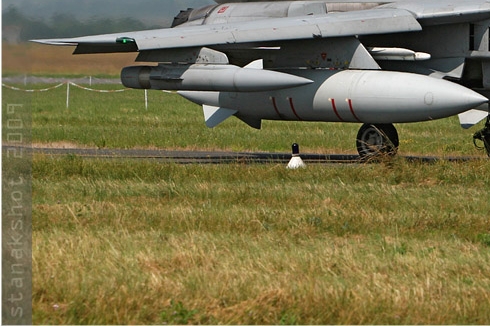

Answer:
[473,115,490,157]
[356,123,399,158]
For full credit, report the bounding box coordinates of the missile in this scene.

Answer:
[311,70,488,123]
[179,70,488,126]
[368,47,431,61]
[121,63,313,92]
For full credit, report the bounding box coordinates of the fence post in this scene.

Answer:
[66,82,70,108]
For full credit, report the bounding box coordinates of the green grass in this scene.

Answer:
[3,83,490,324]
[31,156,490,324]
[2,83,488,155]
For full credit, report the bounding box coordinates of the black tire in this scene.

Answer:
[356,123,399,158]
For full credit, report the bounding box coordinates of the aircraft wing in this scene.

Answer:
[33,8,421,54]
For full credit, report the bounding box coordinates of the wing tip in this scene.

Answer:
[30,39,78,46]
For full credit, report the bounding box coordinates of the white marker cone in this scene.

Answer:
[287,143,306,169]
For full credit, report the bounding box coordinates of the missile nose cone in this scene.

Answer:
[460,90,488,108]
[430,81,488,114]
[326,71,490,123]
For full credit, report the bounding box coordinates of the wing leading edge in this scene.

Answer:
[32,8,421,54]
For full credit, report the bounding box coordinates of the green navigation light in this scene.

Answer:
[116,37,136,44]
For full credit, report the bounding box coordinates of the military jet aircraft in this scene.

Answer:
[33,0,490,157]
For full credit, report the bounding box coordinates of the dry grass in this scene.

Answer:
[32,228,490,324]
[31,157,490,324]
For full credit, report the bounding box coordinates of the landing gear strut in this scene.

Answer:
[473,115,490,157]
[356,123,399,158]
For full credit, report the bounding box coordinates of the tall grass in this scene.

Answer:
[31,156,490,324]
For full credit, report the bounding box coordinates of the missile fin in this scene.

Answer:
[237,115,262,129]
[458,108,489,129]
[203,105,237,128]
[349,42,380,70]
[244,59,264,70]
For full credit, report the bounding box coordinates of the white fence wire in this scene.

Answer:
[2,80,173,110]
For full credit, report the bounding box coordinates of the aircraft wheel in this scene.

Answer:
[356,123,399,158]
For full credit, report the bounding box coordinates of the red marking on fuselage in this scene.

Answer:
[330,98,344,122]
[289,98,303,120]
[347,99,362,122]
[271,97,282,118]
[218,6,229,14]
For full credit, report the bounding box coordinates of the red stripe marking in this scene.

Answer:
[330,98,344,122]
[289,98,303,120]
[347,99,362,122]
[218,5,229,13]
[271,97,282,118]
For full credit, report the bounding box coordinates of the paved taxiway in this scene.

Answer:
[4,145,483,164]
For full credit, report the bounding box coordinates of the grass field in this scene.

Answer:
[3,43,490,324]
[30,157,490,324]
[3,43,138,77]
